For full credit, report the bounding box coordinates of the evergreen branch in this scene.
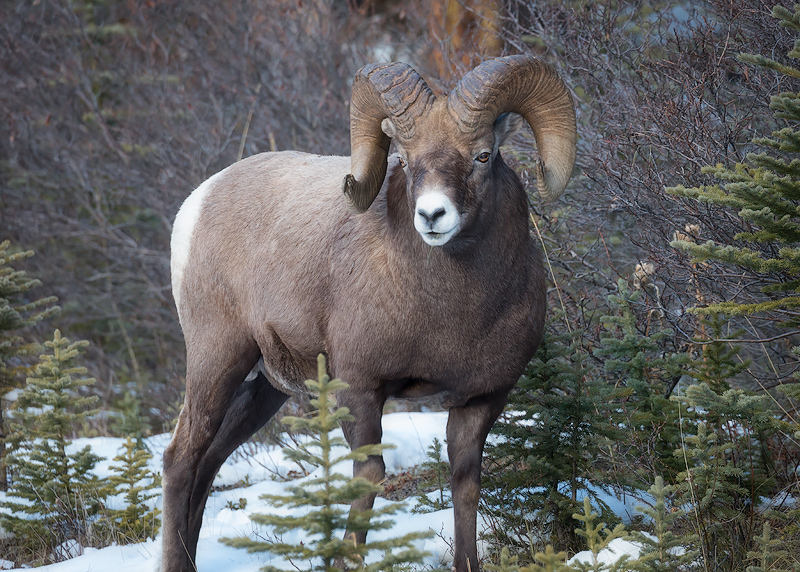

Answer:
[690,296,800,317]
[738,53,800,79]
[688,329,800,344]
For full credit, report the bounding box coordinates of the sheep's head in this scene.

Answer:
[343,56,577,247]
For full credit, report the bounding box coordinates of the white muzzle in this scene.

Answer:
[414,190,461,246]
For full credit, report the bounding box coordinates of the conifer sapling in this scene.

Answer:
[222,354,431,572]
[0,329,104,563]
[0,240,59,490]
[627,476,698,571]
[104,436,161,543]
[412,437,451,514]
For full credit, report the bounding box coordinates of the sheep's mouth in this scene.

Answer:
[419,227,457,246]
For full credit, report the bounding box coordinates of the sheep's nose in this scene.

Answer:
[414,191,460,245]
[417,206,446,225]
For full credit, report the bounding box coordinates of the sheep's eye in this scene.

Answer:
[399,157,407,168]
[476,152,491,163]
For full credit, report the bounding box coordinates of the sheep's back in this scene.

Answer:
[171,152,352,377]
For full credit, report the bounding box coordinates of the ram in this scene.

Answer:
[162,55,576,572]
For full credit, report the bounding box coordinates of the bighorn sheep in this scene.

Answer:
[163,55,576,572]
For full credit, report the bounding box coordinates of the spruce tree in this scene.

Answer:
[683,315,749,395]
[663,11,800,554]
[0,240,59,490]
[529,546,571,572]
[667,4,800,425]
[671,385,779,572]
[104,437,161,543]
[746,522,789,572]
[593,279,686,479]
[666,14,800,558]
[483,313,619,555]
[569,497,628,572]
[485,545,569,572]
[222,354,431,572]
[411,437,451,514]
[486,547,526,572]
[626,477,698,572]
[674,313,780,571]
[669,4,800,320]
[0,329,104,564]
[110,390,148,445]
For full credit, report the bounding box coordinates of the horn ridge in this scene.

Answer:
[360,63,435,139]
[447,55,577,201]
[345,62,435,213]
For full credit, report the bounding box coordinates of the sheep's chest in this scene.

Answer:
[327,254,544,401]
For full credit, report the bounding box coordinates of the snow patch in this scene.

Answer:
[7,411,670,572]
[568,537,644,567]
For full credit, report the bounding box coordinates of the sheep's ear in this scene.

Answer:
[493,112,525,152]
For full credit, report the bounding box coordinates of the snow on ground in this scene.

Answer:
[6,411,647,571]
[567,537,644,568]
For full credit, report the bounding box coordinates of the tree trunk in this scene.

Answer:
[427,0,504,85]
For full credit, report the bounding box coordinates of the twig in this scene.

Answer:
[692,330,799,344]
[238,84,262,161]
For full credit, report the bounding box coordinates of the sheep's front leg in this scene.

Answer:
[337,386,386,545]
[447,392,509,572]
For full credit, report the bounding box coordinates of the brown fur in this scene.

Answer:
[163,99,549,572]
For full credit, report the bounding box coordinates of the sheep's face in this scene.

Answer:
[382,105,524,247]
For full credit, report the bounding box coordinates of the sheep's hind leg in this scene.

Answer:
[187,370,289,540]
[161,332,260,572]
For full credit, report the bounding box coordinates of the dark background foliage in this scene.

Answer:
[1,0,429,431]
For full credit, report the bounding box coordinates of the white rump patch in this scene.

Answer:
[414,189,461,246]
[170,168,228,310]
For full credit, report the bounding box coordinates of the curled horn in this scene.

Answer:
[447,55,577,202]
[343,63,435,213]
